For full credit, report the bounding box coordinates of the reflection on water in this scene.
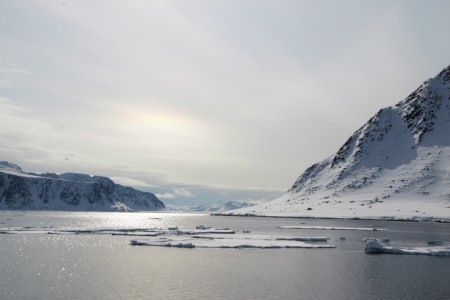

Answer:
[0,211,449,300]
[1,211,209,230]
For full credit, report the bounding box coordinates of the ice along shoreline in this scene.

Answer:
[211,212,450,223]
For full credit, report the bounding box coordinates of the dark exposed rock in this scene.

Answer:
[0,164,165,211]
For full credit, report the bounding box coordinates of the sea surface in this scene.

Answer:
[0,211,449,300]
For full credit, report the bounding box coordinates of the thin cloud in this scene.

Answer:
[0,1,449,190]
[173,187,195,198]
[109,176,159,188]
[155,193,176,199]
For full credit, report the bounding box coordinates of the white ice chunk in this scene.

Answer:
[277,225,385,231]
[364,240,450,256]
[0,226,165,235]
[0,227,65,234]
[195,225,211,230]
[192,234,329,242]
[111,232,161,237]
[363,237,390,243]
[175,229,235,235]
[130,235,335,249]
[276,236,329,242]
[0,226,236,236]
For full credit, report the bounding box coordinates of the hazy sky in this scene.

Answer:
[1,0,450,194]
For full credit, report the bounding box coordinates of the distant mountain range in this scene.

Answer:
[187,200,256,213]
[225,65,450,221]
[0,162,165,211]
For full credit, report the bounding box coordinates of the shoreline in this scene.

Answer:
[211,213,450,224]
[1,209,449,223]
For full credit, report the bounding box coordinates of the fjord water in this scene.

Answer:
[1,211,449,300]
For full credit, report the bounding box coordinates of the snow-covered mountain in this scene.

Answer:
[188,200,256,213]
[0,162,165,211]
[226,65,450,221]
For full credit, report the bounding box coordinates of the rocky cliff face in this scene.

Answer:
[0,162,165,211]
[227,65,450,220]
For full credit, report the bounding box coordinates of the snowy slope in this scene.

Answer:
[226,65,450,221]
[0,162,165,211]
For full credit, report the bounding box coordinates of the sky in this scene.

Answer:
[1,0,450,205]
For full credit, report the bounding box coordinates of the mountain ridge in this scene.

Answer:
[225,65,450,221]
[0,162,165,211]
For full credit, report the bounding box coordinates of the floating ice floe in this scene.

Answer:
[111,232,160,237]
[175,229,235,235]
[0,230,18,234]
[277,225,385,231]
[363,237,390,243]
[130,234,335,249]
[192,234,330,242]
[1,226,334,249]
[364,240,450,256]
[0,226,64,235]
[0,226,236,236]
[195,225,211,230]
